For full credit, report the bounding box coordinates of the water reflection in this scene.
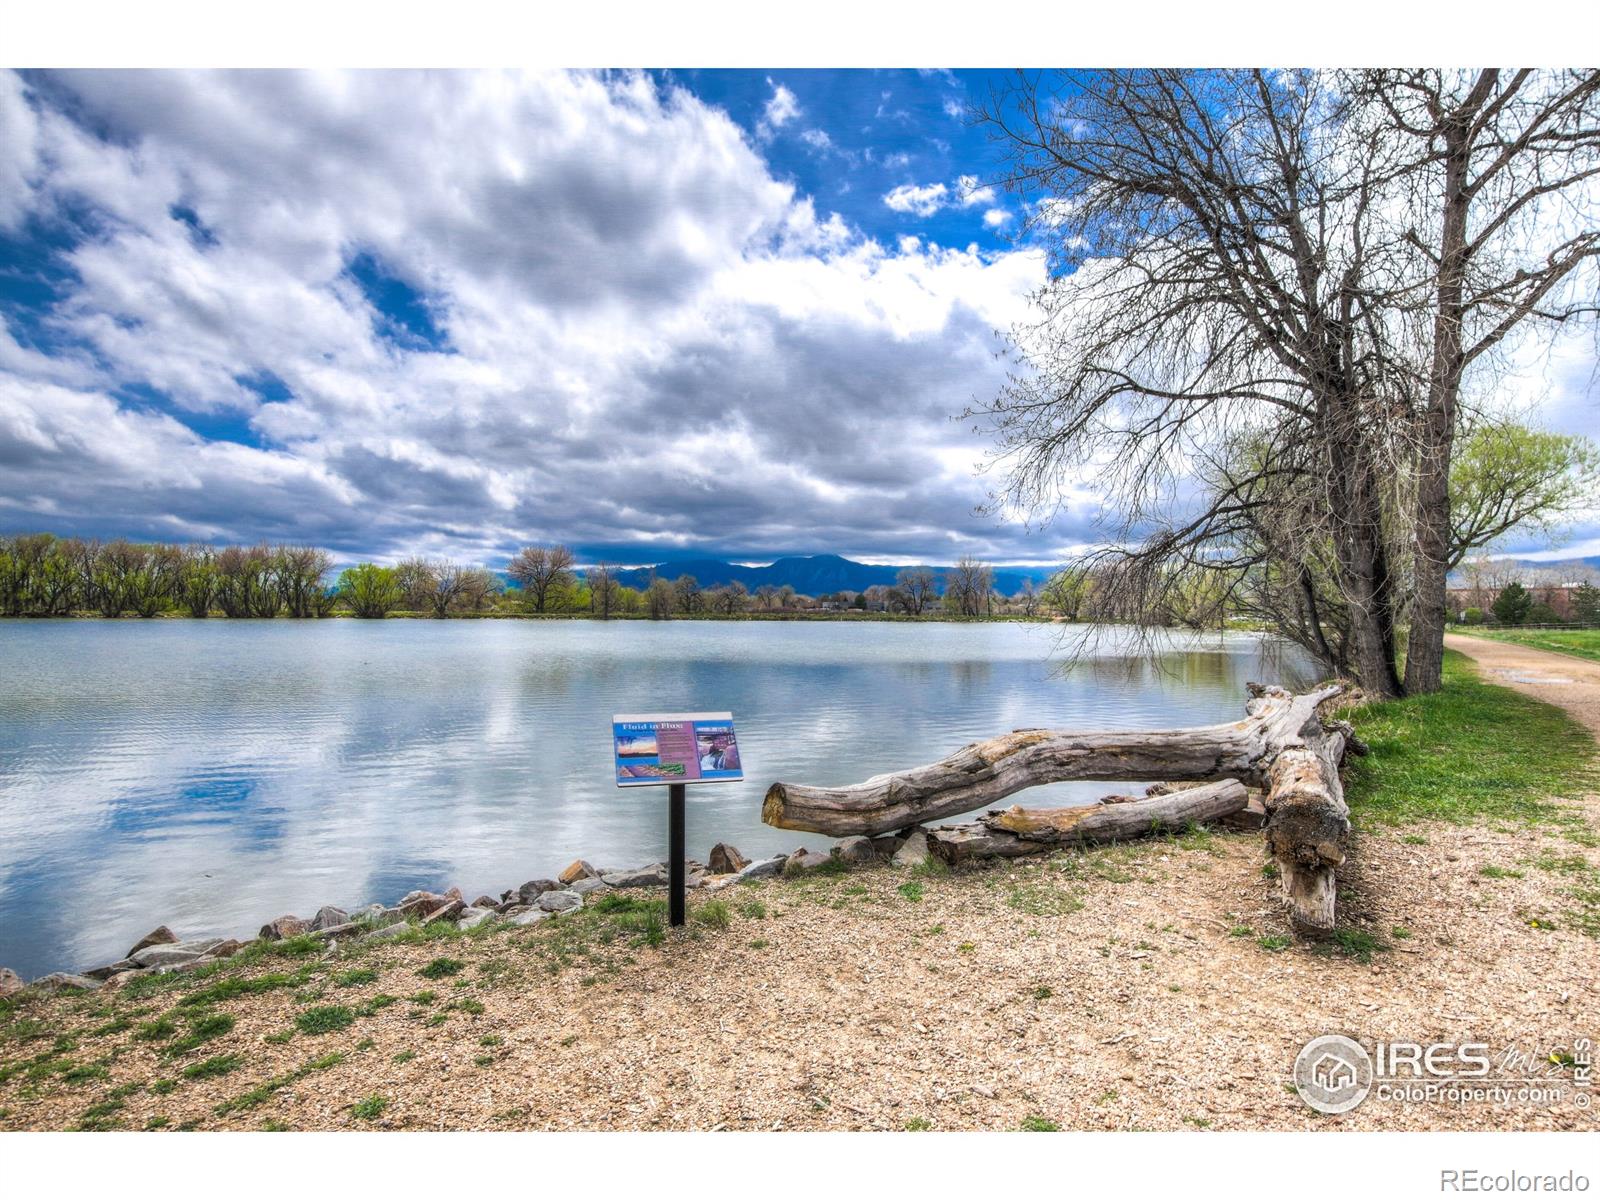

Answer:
[0,620,1314,976]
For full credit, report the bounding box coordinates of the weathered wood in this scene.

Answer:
[925,824,1053,865]
[1262,726,1349,938]
[762,685,1341,837]
[765,683,1352,938]
[980,778,1250,842]
[926,778,1251,864]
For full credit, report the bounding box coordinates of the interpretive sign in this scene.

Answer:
[612,712,743,787]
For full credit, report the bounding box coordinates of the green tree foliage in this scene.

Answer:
[337,563,403,619]
[1491,581,1532,626]
[1448,425,1600,565]
[1573,583,1600,624]
[1462,607,1486,625]
[0,534,335,618]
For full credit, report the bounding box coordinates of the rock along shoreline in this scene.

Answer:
[0,833,922,999]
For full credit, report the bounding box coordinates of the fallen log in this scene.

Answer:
[982,778,1250,842]
[928,778,1249,864]
[763,683,1351,937]
[763,685,1341,836]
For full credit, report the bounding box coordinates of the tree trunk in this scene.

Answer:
[1404,78,1484,696]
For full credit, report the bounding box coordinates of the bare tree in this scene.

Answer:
[895,567,936,615]
[646,575,675,619]
[976,70,1416,694]
[1353,70,1600,693]
[945,555,994,617]
[457,566,500,612]
[421,559,469,618]
[673,574,703,614]
[507,544,575,613]
[587,563,619,619]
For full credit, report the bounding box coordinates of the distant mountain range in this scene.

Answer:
[598,554,1061,597]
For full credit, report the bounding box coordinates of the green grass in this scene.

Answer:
[333,968,378,988]
[903,1117,934,1131]
[350,1095,389,1120]
[691,900,730,929]
[1020,1115,1060,1131]
[1257,934,1293,952]
[1343,651,1598,828]
[418,957,465,980]
[294,1005,356,1035]
[1479,864,1525,880]
[181,1053,243,1080]
[896,882,924,903]
[1459,627,1600,664]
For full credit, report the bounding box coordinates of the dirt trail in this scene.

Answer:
[1446,634,1600,737]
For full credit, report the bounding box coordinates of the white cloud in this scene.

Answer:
[0,69,1068,564]
[883,181,949,216]
[983,207,1011,228]
[956,174,997,208]
[757,78,800,140]
[942,97,966,121]
[800,128,832,151]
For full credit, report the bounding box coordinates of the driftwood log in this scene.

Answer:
[763,684,1351,936]
[928,778,1249,864]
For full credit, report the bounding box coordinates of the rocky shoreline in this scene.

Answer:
[0,832,920,999]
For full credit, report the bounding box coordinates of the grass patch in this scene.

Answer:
[1343,651,1598,828]
[692,900,730,929]
[737,898,767,919]
[351,1095,389,1120]
[1257,934,1293,952]
[1005,882,1083,917]
[294,1006,356,1035]
[903,1117,934,1131]
[1020,1115,1060,1132]
[333,968,379,988]
[181,1054,243,1080]
[1461,628,1600,664]
[418,957,465,980]
[1479,864,1525,880]
[393,1049,417,1063]
[1315,927,1388,964]
[164,1011,235,1056]
[214,1051,346,1115]
[896,882,924,903]
[180,969,310,1008]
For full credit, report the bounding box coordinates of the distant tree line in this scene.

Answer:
[4,531,1201,623]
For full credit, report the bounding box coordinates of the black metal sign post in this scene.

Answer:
[612,711,744,935]
[668,782,686,927]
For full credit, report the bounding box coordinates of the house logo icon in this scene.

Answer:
[1294,1035,1373,1114]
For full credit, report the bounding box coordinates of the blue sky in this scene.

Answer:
[0,68,1594,569]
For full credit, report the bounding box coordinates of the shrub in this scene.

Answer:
[1462,606,1486,625]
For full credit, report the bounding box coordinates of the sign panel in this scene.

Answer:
[612,711,743,787]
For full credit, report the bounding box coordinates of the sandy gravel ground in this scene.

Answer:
[3,636,1596,1132]
[1446,633,1600,736]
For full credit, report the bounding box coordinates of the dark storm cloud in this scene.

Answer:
[0,68,1120,567]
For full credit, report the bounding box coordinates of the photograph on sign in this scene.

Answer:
[612,712,743,786]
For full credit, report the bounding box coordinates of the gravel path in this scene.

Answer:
[1446,633,1600,737]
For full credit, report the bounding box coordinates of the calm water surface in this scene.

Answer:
[0,620,1314,976]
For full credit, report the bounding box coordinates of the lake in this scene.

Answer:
[0,620,1315,977]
